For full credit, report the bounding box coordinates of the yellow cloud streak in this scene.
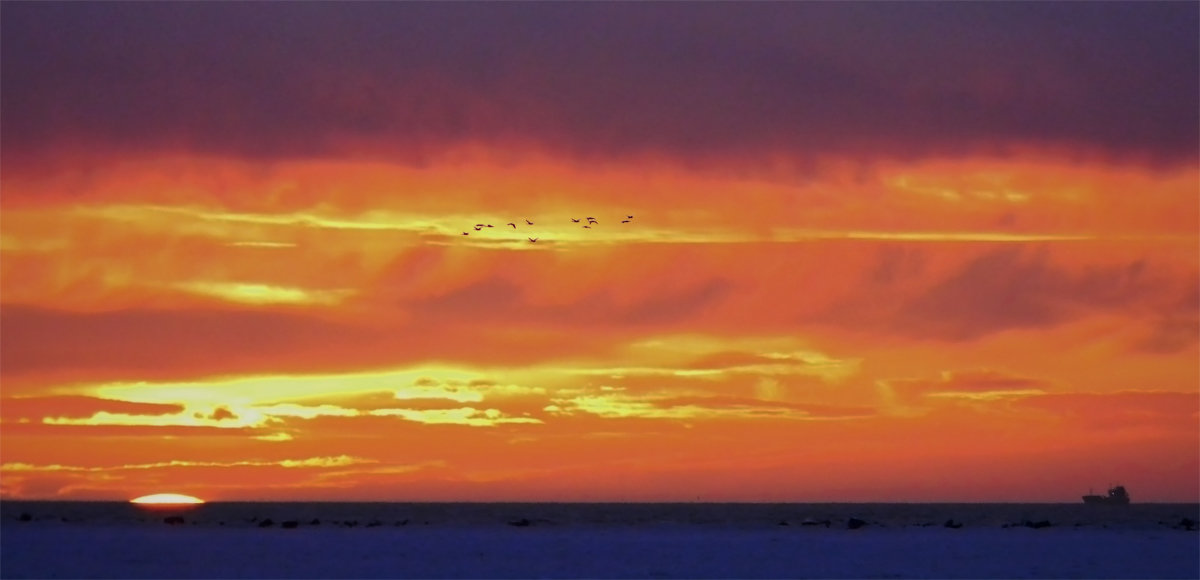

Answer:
[544,393,868,422]
[545,395,745,420]
[0,455,376,472]
[923,389,1048,401]
[833,231,1093,242]
[172,281,354,305]
[563,361,857,382]
[91,366,492,406]
[58,203,1134,251]
[42,405,539,428]
[888,174,1034,203]
[369,407,542,426]
[59,367,550,429]
[225,241,298,248]
[42,411,257,429]
[75,204,417,232]
[614,336,861,382]
[60,335,861,430]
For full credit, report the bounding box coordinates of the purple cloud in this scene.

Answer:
[814,246,1194,341]
[3,3,1195,168]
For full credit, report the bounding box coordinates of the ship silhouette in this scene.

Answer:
[1082,485,1130,505]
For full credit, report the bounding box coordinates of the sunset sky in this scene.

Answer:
[2,2,1197,502]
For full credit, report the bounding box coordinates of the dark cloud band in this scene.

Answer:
[3,2,1196,166]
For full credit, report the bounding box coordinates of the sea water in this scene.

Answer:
[3,502,1197,579]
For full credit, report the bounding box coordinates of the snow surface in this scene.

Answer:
[3,524,1197,579]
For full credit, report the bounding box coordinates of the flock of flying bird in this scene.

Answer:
[460,215,634,242]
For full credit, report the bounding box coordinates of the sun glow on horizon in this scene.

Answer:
[130,493,205,505]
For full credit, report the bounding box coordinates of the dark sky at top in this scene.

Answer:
[3,2,1197,166]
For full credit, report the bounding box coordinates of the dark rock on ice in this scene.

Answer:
[847,518,867,530]
[258,518,275,528]
[1023,520,1052,529]
[1177,517,1196,531]
[508,518,532,527]
[366,520,382,527]
[17,513,32,522]
[309,518,321,526]
[944,519,962,529]
[281,520,299,529]
[395,519,409,526]
[800,518,831,527]
[163,516,185,525]
[777,519,789,526]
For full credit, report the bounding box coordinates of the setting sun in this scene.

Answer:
[130,493,205,505]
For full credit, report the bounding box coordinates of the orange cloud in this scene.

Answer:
[0,145,1195,501]
[1013,391,1199,431]
[1,396,183,421]
[879,368,1052,410]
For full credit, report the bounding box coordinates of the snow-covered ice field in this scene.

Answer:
[3,502,1197,578]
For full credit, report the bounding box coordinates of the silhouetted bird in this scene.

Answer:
[627,215,633,219]
[571,218,580,223]
[507,223,516,228]
[621,220,631,223]
[528,237,538,243]
[582,225,591,229]
[586,217,596,221]
[475,224,485,227]
[525,219,534,225]
[462,232,470,236]
[474,226,482,231]
[486,224,494,228]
